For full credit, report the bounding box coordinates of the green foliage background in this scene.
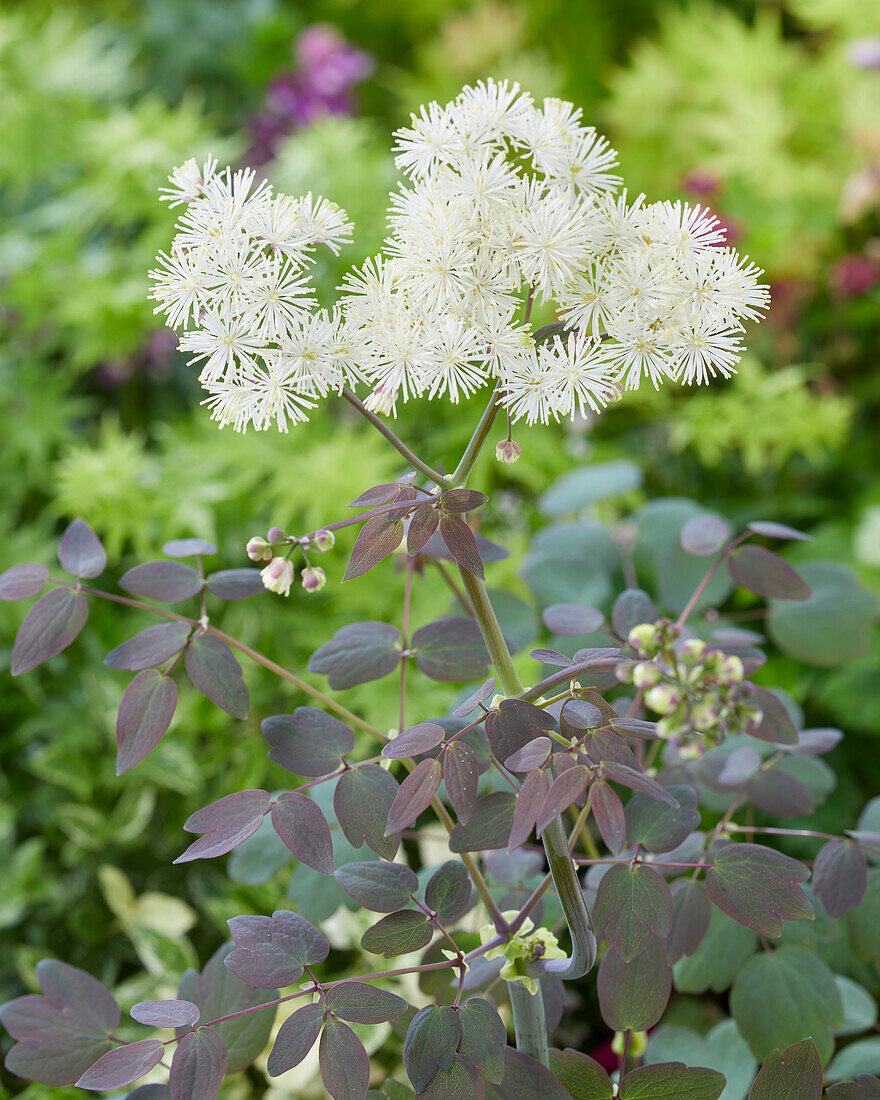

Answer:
[1,0,879,1095]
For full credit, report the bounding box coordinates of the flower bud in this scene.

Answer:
[313,528,335,552]
[261,557,294,596]
[495,439,521,464]
[633,662,662,689]
[691,700,720,731]
[246,535,273,562]
[267,526,288,544]
[682,638,707,662]
[679,740,704,760]
[301,566,326,593]
[615,661,634,684]
[646,683,681,715]
[717,654,744,683]
[628,622,659,654]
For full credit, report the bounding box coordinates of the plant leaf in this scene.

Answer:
[746,1039,823,1100]
[77,1040,164,1090]
[619,1062,724,1099]
[105,622,191,671]
[407,504,440,556]
[508,768,549,852]
[272,792,334,874]
[226,909,329,988]
[728,546,811,601]
[549,1047,614,1099]
[162,538,218,558]
[705,842,813,937]
[590,781,627,855]
[362,910,432,958]
[335,861,419,912]
[174,790,271,864]
[169,1028,227,1100]
[425,861,473,923]
[672,906,756,994]
[0,562,49,600]
[536,766,590,835]
[324,982,408,1024]
[485,698,556,764]
[205,568,265,600]
[320,1019,370,1100]
[439,513,484,578]
[131,1001,200,1028]
[116,669,178,774]
[413,618,490,682]
[456,997,506,1084]
[597,938,670,1032]
[601,762,678,806]
[812,839,868,919]
[440,488,488,513]
[593,864,673,961]
[404,1006,462,1091]
[120,561,204,602]
[185,634,249,719]
[747,521,811,541]
[262,707,355,777]
[612,589,658,639]
[58,518,106,578]
[344,514,405,581]
[309,622,402,690]
[666,880,711,964]
[746,686,799,746]
[267,1002,324,1076]
[542,603,605,635]
[443,740,479,824]
[625,786,700,853]
[449,792,515,852]
[335,764,402,860]
[11,587,89,675]
[385,759,443,834]
[485,1046,573,1099]
[680,514,731,557]
[383,722,446,759]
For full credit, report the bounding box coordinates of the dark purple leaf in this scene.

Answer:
[348,483,401,508]
[487,1046,573,1100]
[536,766,590,835]
[812,839,867,918]
[716,746,763,788]
[439,513,484,578]
[77,1040,164,1090]
[789,727,843,755]
[272,793,334,874]
[105,621,191,671]
[746,769,814,818]
[162,537,218,557]
[344,513,404,582]
[440,488,488,513]
[746,1039,822,1100]
[11,586,88,676]
[747,521,811,542]
[382,722,446,759]
[425,861,472,922]
[619,1062,725,1099]
[504,737,552,773]
[626,785,699,853]
[444,740,479,824]
[508,769,549,851]
[169,1028,226,1100]
[308,622,402,690]
[125,1085,172,1099]
[320,1018,370,1100]
[602,762,679,806]
[680,515,731,557]
[407,504,441,556]
[177,944,275,1074]
[35,960,119,1031]
[361,910,432,958]
[421,530,509,565]
[131,1001,200,1028]
[335,764,402,860]
[335,861,419,913]
[597,938,670,1032]
[267,1002,324,1077]
[728,546,811,601]
[541,603,605,635]
[413,618,490,682]
[612,589,658,640]
[449,792,516,852]
[747,686,798,746]
[174,790,271,864]
[206,568,265,600]
[116,669,178,774]
[404,1006,462,1092]
[226,910,329,988]
[549,1047,614,1099]
[324,982,408,1024]
[0,562,49,600]
[453,677,496,718]
[590,781,626,855]
[185,634,249,719]
[705,842,813,936]
[485,698,556,763]
[58,518,106,578]
[827,1077,880,1099]
[667,880,711,963]
[530,649,574,667]
[593,863,673,961]
[386,759,442,835]
[262,707,355,776]
[583,730,640,770]
[119,561,203,603]
[610,717,661,741]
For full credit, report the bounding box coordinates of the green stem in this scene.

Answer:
[509,983,549,1067]
[451,388,502,487]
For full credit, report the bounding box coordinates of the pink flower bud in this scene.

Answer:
[246,536,273,562]
[496,439,521,464]
[301,566,326,593]
[261,558,295,596]
[313,529,335,552]
[267,526,288,544]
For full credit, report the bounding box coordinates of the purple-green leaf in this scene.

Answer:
[320,1018,370,1100]
[812,839,867,919]
[174,790,271,864]
[58,518,106,578]
[747,686,798,746]
[120,561,203,602]
[667,880,711,964]
[131,1000,200,1028]
[162,537,218,558]
[593,864,673,961]
[680,514,731,557]
[169,1028,226,1100]
[324,982,408,1024]
[590,781,627,855]
[536,766,590,835]
[625,785,700,853]
[344,513,404,582]
[335,764,402,860]
[105,621,191,671]
[746,1039,823,1100]
[619,1061,725,1099]
[453,677,496,718]
[413,617,490,682]
[361,910,432,958]
[77,1040,164,1090]
[612,588,658,640]
[508,769,549,852]
[485,698,556,763]
[0,562,49,600]
[486,1046,573,1100]
[746,768,814,818]
[308,622,402,690]
[827,1076,880,1099]
[206,568,265,600]
[747,521,811,542]
[597,938,670,1032]
[602,762,678,806]
[271,792,334,874]
[728,546,811,601]
[262,707,355,776]
[542,603,605,635]
[705,842,813,937]
[225,910,329,988]
[335,861,419,913]
[383,722,446,759]
[440,488,488,513]
[349,483,401,508]
[419,1054,483,1098]
[267,1002,324,1077]
[11,586,89,675]
[425,861,473,923]
[116,669,178,774]
[407,504,441,556]
[439,513,484,578]
[185,634,249,719]
[505,737,552,773]
[443,740,479,824]
[404,1006,462,1091]
[549,1047,614,1099]
[449,792,515,852]
[385,759,442,835]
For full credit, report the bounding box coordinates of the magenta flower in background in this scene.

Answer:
[246,23,374,165]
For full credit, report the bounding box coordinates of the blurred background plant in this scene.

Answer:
[1,0,878,1095]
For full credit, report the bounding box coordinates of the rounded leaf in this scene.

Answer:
[267,1002,324,1076]
[680,514,731,557]
[116,670,178,774]
[598,938,671,1032]
[263,707,355,777]
[105,621,191,671]
[120,561,204,603]
[169,1028,227,1100]
[131,1000,200,1028]
[185,634,249,719]
[324,982,408,1024]
[0,562,49,600]
[77,1040,164,1090]
[443,740,479,824]
[206,568,265,600]
[335,861,419,913]
[382,722,445,759]
[728,546,811,601]
[319,1018,370,1100]
[162,538,218,558]
[272,793,333,875]
[385,758,442,835]
[58,519,106,578]
[11,587,89,675]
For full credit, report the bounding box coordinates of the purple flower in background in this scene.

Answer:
[830,254,880,300]
[848,37,880,71]
[246,24,374,165]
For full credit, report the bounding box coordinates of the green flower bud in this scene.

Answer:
[313,528,335,552]
[628,622,659,654]
[633,662,662,689]
[646,683,681,715]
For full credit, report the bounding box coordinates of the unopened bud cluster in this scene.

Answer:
[246,526,334,597]
[619,620,762,756]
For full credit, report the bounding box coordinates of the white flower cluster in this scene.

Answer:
[149,80,769,432]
